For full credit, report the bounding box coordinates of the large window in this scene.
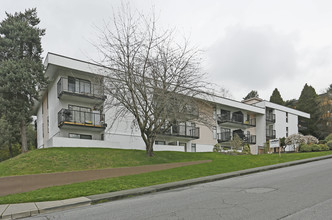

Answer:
[68,77,91,94]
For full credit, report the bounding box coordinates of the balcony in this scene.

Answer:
[218,132,256,144]
[58,109,107,130]
[217,114,256,128]
[57,77,106,103]
[157,124,200,139]
[266,129,276,139]
[266,113,276,123]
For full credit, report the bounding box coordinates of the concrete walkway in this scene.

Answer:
[0,160,211,197]
[1,155,332,219]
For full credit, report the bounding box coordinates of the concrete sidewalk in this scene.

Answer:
[1,154,332,219]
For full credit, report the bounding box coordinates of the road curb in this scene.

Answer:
[2,154,332,219]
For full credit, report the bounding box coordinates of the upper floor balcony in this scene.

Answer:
[157,124,200,139]
[217,131,256,144]
[266,113,276,123]
[57,77,106,104]
[217,113,256,129]
[58,108,107,130]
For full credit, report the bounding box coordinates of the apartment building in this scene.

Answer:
[34,53,310,154]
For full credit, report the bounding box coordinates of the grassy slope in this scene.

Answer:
[1,148,332,204]
[0,148,203,177]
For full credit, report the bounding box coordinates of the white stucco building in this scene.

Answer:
[34,53,310,154]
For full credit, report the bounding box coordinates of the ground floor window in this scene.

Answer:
[155,140,166,145]
[69,133,92,140]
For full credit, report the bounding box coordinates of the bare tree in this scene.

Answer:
[94,5,210,156]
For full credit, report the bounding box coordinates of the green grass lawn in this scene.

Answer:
[0,147,204,177]
[0,148,332,204]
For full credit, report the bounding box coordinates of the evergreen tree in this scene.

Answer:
[0,8,47,153]
[269,88,284,105]
[243,90,259,100]
[297,83,319,137]
[285,99,297,109]
[316,83,332,138]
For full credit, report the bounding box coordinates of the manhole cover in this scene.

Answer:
[245,188,276,193]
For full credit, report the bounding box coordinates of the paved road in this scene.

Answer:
[28,158,332,220]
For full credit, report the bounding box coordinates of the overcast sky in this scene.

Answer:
[1,0,332,101]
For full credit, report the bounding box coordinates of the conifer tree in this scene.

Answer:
[0,8,47,153]
[297,83,319,137]
[269,88,284,105]
[243,90,259,100]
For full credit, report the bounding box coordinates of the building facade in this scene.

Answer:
[34,53,310,154]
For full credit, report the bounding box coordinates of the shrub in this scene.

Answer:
[304,135,319,144]
[243,144,251,155]
[327,141,332,150]
[319,144,329,151]
[325,134,332,142]
[311,144,321,152]
[319,140,327,144]
[299,144,312,152]
[213,143,221,152]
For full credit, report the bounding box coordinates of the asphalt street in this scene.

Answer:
[27,158,332,220]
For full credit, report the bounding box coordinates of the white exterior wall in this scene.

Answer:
[47,74,61,141]
[288,113,298,135]
[256,114,266,147]
[275,109,286,138]
[36,106,43,148]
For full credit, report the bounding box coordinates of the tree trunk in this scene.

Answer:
[20,120,28,153]
[8,139,13,158]
[146,140,154,157]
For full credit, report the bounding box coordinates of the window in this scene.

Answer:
[69,133,92,140]
[213,108,217,120]
[286,127,289,137]
[191,143,196,152]
[68,77,91,94]
[68,105,92,123]
[47,116,49,134]
[155,140,166,145]
[286,112,288,123]
[213,126,217,139]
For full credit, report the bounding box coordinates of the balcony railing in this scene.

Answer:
[266,129,276,139]
[266,113,276,123]
[158,124,200,139]
[57,77,106,100]
[217,114,256,127]
[58,109,107,129]
[218,133,256,144]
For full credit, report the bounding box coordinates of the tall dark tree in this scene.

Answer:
[316,83,332,138]
[243,90,259,100]
[0,8,47,153]
[269,88,284,105]
[297,83,319,137]
[285,99,297,109]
